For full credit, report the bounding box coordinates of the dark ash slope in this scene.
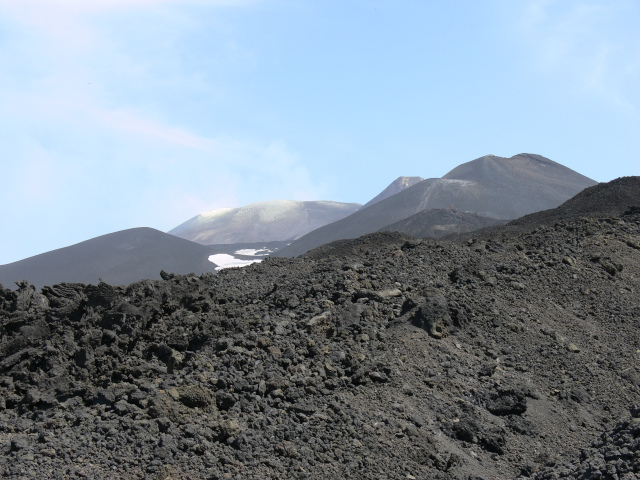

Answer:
[447,176,640,244]
[0,228,216,290]
[509,175,640,227]
[378,207,506,239]
[0,179,638,479]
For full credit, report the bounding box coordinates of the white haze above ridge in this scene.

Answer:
[195,200,357,223]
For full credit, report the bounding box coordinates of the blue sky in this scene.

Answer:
[1,0,638,265]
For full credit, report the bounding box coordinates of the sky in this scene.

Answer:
[1,0,638,265]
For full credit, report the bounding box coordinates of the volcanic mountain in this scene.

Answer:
[169,200,361,245]
[0,228,217,289]
[276,153,597,257]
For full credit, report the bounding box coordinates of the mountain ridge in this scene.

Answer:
[275,153,597,257]
[0,153,600,288]
[169,200,361,245]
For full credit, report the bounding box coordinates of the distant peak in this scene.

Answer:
[394,176,424,187]
[511,153,553,163]
[168,200,362,244]
[362,176,424,209]
[478,153,553,163]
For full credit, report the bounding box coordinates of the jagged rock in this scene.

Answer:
[176,385,215,409]
[411,289,451,338]
[485,389,528,416]
[306,311,334,337]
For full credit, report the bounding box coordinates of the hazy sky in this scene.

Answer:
[1,0,638,264]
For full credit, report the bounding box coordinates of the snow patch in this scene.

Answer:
[235,248,272,256]
[208,254,262,271]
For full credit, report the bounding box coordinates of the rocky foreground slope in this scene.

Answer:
[0,179,639,479]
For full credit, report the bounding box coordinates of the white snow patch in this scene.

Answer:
[235,248,272,256]
[208,254,262,271]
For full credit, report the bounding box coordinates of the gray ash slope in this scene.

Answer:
[0,228,217,290]
[276,154,597,258]
[1,179,640,479]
